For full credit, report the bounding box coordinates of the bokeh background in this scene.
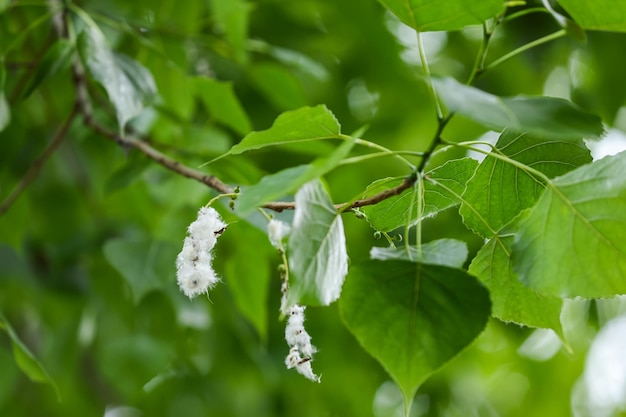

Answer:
[2,0,626,416]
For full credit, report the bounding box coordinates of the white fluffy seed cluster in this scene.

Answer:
[284,305,320,382]
[267,218,290,251]
[176,207,226,299]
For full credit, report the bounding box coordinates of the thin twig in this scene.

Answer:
[0,105,79,215]
[52,0,419,214]
[83,118,235,195]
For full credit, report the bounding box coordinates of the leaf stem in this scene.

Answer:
[417,32,443,120]
[503,7,550,23]
[351,136,416,169]
[339,150,424,166]
[485,29,566,71]
[416,115,452,173]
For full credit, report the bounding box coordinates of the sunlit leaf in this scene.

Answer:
[77,27,157,131]
[460,130,592,237]
[362,158,478,232]
[469,235,564,337]
[559,0,626,32]
[226,105,341,157]
[370,238,468,268]
[287,179,348,306]
[195,77,251,135]
[340,260,490,407]
[103,237,178,303]
[513,151,626,298]
[432,76,604,140]
[0,314,60,401]
[378,0,504,31]
[235,138,354,215]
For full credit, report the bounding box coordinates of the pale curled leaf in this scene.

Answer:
[371,238,468,268]
[287,179,348,306]
[432,76,604,140]
[513,151,626,298]
[77,28,156,131]
[340,261,490,406]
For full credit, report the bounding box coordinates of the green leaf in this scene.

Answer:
[226,105,341,156]
[249,63,308,110]
[103,237,179,303]
[77,27,157,131]
[195,77,252,135]
[104,153,151,195]
[340,261,490,407]
[460,130,592,237]
[0,314,60,401]
[22,39,74,99]
[513,151,626,298]
[149,62,194,121]
[371,238,469,268]
[362,158,478,232]
[432,76,604,140]
[235,138,355,215]
[287,179,348,306]
[378,0,504,31]
[541,0,586,43]
[0,0,9,13]
[559,0,626,32]
[0,91,9,133]
[469,235,564,337]
[210,0,250,62]
[222,221,273,341]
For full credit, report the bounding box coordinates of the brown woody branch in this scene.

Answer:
[49,1,416,214]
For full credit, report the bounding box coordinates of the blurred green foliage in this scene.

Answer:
[1,0,626,416]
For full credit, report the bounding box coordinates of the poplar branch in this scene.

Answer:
[55,0,417,214]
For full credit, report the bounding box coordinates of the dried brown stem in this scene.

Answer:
[84,118,235,194]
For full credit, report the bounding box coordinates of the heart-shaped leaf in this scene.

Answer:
[340,260,490,407]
